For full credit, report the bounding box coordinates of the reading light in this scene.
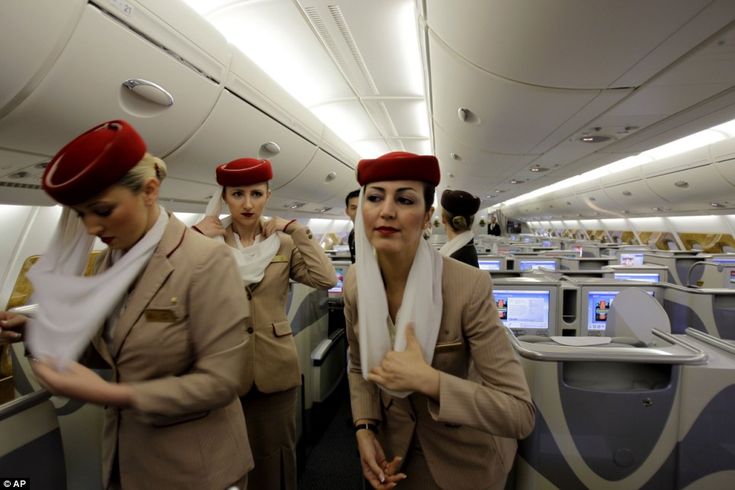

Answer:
[579,135,612,143]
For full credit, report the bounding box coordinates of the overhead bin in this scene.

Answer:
[274,149,356,204]
[0,3,223,159]
[165,89,318,190]
[91,0,231,83]
[603,180,668,211]
[226,49,324,149]
[646,163,735,204]
[0,0,85,115]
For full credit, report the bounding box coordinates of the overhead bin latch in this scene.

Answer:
[122,79,174,107]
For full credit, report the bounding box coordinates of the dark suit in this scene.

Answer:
[450,239,479,268]
[348,228,356,263]
[487,222,501,236]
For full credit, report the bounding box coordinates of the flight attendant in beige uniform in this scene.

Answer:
[194,157,337,490]
[0,120,253,489]
[344,151,535,489]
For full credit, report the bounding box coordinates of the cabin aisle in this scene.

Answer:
[299,380,363,490]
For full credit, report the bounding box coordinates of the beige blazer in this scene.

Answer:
[225,222,337,394]
[345,257,535,490]
[88,215,253,490]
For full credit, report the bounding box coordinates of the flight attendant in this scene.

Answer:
[193,158,337,490]
[438,189,481,267]
[487,215,501,236]
[0,120,253,489]
[345,151,535,490]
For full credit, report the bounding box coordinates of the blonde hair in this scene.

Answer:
[118,152,167,193]
[442,210,474,232]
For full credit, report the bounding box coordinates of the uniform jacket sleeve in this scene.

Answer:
[129,243,249,419]
[286,223,337,288]
[427,271,535,439]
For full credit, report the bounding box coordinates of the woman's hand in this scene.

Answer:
[356,428,406,489]
[368,325,440,399]
[0,311,27,343]
[261,217,293,237]
[194,216,226,238]
[31,359,133,407]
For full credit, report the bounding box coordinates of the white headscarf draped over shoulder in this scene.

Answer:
[355,187,443,398]
[26,205,168,365]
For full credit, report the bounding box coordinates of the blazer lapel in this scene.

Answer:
[108,215,183,359]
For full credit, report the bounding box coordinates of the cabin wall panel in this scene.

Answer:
[0,206,61,309]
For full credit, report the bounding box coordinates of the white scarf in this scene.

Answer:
[205,192,279,286]
[439,230,474,258]
[26,206,168,364]
[355,188,443,398]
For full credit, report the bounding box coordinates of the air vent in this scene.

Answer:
[0,181,42,190]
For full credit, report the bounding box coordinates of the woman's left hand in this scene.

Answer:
[261,217,292,237]
[368,324,440,398]
[31,359,132,407]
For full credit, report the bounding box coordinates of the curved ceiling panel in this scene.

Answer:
[425,0,712,89]
[429,33,605,156]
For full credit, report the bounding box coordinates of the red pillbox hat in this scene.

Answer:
[216,158,273,186]
[42,120,146,205]
[357,151,440,187]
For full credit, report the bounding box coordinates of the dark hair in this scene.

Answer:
[345,189,360,207]
[422,184,435,212]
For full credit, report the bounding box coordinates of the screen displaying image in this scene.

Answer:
[730,270,735,284]
[620,252,644,266]
[478,259,502,271]
[329,266,347,294]
[542,240,552,247]
[519,260,557,271]
[587,291,618,331]
[587,289,653,331]
[573,244,584,257]
[613,272,660,283]
[713,257,735,266]
[493,290,550,330]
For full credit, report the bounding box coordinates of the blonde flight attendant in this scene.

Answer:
[0,120,253,489]
[345,152,535,490]
[194,158,337,490]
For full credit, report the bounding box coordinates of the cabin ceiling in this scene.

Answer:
[187,0,735,211]
[2,0,735,219]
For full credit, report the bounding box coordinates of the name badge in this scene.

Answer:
[145,309,178,322]
[271,255,289,263]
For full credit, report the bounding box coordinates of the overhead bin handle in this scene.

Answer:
[122,79,174,107]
